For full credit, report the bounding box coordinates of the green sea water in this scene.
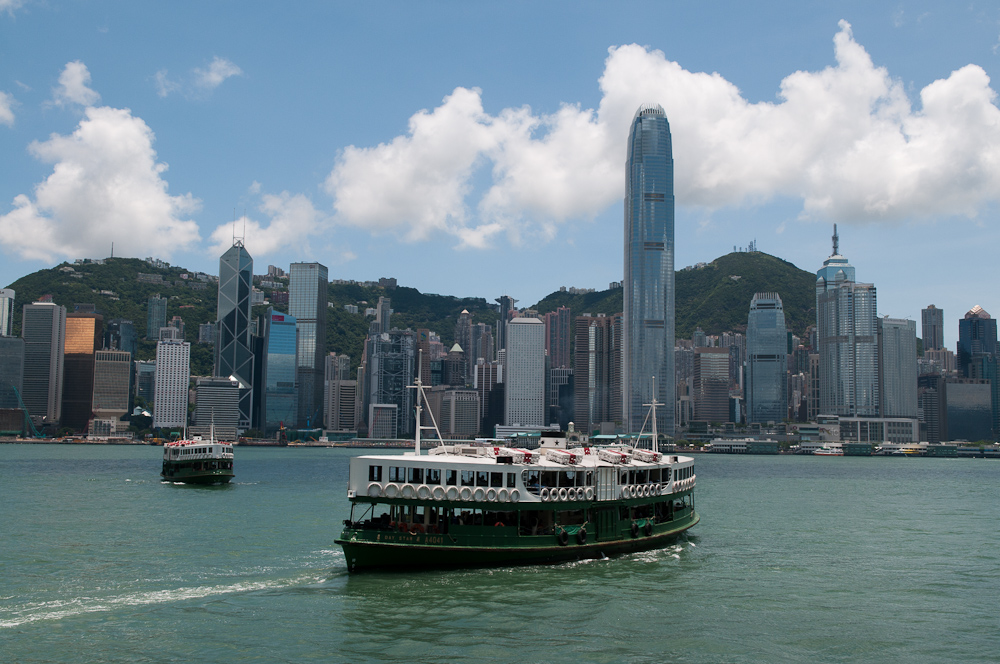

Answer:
[1,445,998,663]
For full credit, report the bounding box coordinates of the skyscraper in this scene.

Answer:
[544,306,572,370]
[624,104,674,435]
[0,288,14,337]
[146,294,167,340]
[61,312,103,431]
[21,301,66,423]
[816,226,878,417]
[878,317,918,418]
[261,308,298,433]
[92,350,132,422]
[289,262,328,427]
[153,339,190,429]
[745,293,788,424]
[495,295,518,356]
[922,305,944,351]
[572,313,623,432]
[455,309,472,377]
[957,305,999,436]
[504,317,545,427]
[215,240,254,429]
[0,336,25,410]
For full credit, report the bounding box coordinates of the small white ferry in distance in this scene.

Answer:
[335,376,699,571]
[161,426,235,485]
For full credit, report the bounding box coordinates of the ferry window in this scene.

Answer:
[476,471,489,487]
[541,471,557,488]
[461,470,475,486]
[522,470,540,492]
[649,469,661,483]
[368,465,383,482]
[407,467,424,484]
[490,472,502,488]
[558,471,575,487]
[620,471,627,484]
[585,471,593,486]
[628,470,636,485]
[506,473,516,488]
[637,470,648,484]
[446,470,458,486]
[389,466,404,482]
[426,468,441,485]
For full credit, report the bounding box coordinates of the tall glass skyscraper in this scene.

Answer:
[624,104,674,435]
[0,288,14,337]
[21,301,66,423]
[261,308,298,432]
[746,293,787,424]
[816,227,878,417]
[289,262,328,427]
[215,240,254,429]
[921,305,944,351]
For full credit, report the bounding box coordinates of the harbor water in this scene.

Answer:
[1,445,997,663]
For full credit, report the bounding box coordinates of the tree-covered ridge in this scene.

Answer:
[531,252,816,337]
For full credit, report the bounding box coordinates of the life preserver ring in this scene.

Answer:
[540,487,550,500]
[576,528,587,545]
[558,488,568,501]
[630,521,639,538]
[557,530,569,546]
[411,524,425,534]
[584,487,594,500]
[498,489,509,502]
[398,522,408,533]
[510,489,520,503]
[486,488,498,502]
[432,486,445,500]
[643,521,653,537]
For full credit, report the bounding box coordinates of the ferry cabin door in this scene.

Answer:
[595,467,618,542]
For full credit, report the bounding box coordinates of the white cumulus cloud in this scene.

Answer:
[0,0,25,15]
[0,91,15,126]
[194,57,243,90]
[325,21,1000,247]
[208,190,324,258]
[0,105,201,262]
[52,61,100,106]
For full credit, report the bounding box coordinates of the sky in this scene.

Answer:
[2,1,1000,349]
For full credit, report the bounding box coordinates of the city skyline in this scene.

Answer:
[1,4,999,352]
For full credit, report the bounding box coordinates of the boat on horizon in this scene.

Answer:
[160,424,235,485]
[335,373,698,572]
[813,446,844,456]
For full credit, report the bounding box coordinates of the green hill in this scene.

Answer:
[531,251,816,338]
[4,258,499,378]
[4,251,816,380]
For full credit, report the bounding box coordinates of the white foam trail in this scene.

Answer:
[0,572,325,629]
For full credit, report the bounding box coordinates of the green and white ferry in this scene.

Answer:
[160,431,235,485]
[336,378,698,571]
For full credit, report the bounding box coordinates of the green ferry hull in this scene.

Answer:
[161,469,234,485]
[337,510,699,572]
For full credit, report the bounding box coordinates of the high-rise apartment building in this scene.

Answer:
[816,226,878,417]
[746,293,788,424]
[624,104,674,435]
[21,302,66,423]
[572,314,623,432]
[455,310,473,376]
[544,306,572,370]
[364,326,416,437]
[470,323,494,367]
[192,377,241,439]
[215,240,254,429]
[289,262,328,427]
[153,339,190,429]
[61,313,103,431]
[260,309,298,433]
[146,294,167,340]
[0,288,14,337]
[878,317,918,418]
[503,317,545,427]
[375,296,392,335]
[474,360,502,430]
[922,305,944,351]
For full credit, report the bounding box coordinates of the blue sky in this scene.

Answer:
[2,2,1000,348]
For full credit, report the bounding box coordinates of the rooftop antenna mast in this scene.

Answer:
[832,224,839,256]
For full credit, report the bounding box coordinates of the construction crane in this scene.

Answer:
[9,384,45,438]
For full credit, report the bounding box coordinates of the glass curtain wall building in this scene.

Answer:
[215,240,254,429]
[21,302,66,423]
[877,317,918,418]
[0,288,14,337]
[815,227,879,417]
[262,309,298,432]
[746,293,788,424]
[289,262,328,428]
[624,103,674,434]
